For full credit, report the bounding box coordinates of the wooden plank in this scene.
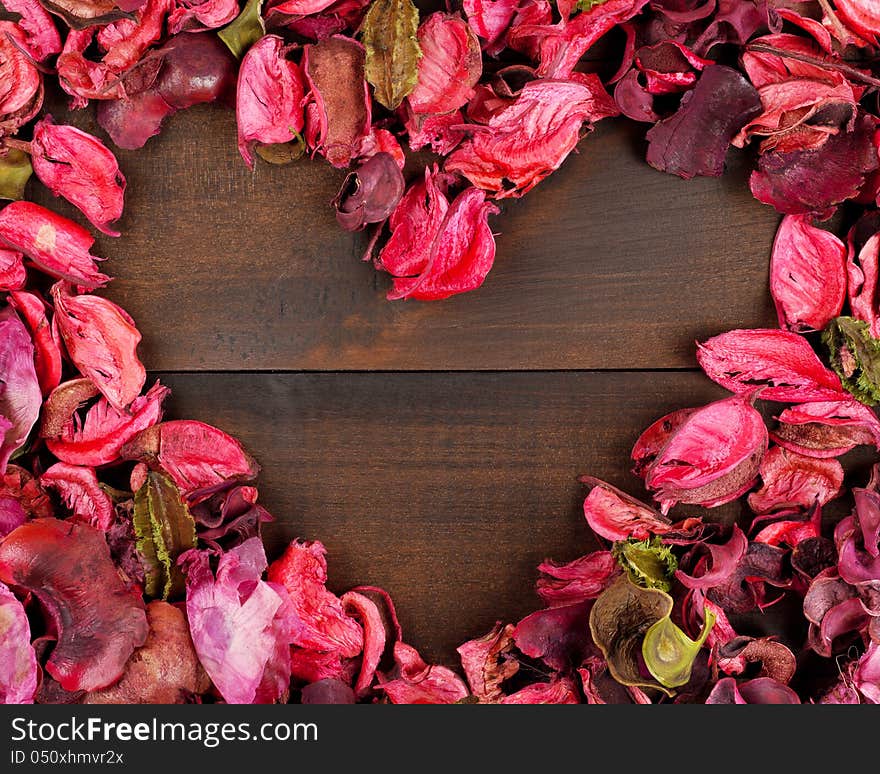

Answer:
[156,370,779,665]
[34,101,779,372]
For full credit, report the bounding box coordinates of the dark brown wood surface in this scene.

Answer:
[34,102,779,371]
[31,98,791,665]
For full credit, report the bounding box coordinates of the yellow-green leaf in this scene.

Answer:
[0,150,32,201]
[218,0,265,59]
[254,135,305,165]
[361,0,421,110]
[642,606,716,689]
[133,471,197,600]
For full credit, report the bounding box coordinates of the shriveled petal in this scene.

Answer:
[697,328,845,403]
[536,550,620,606]
[7,291,62,396]
[0,307,41,475]
[0,518,148,692]
[456,622,517,702]
[445,77,618,198]
[0,580,37,704]
[748,446,843,515]
[236,35,305,168]
[51,283,145,411]
[770,215,846,332]
[581,477,672,541]
[40,462,115,531]
[379,642,469,704]
[0,203,108,289]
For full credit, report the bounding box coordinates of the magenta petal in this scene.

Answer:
[0,581,37,704]
[0,308,41,475]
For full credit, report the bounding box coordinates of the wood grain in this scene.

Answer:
[157,370,746,665]
[33,100,780,372]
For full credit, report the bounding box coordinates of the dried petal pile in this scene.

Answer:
[4,0,880,705]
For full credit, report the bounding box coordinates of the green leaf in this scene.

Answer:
[361,0,422,111]
[576,0,609,10]
[589,576,676,694]
[612,537,678,592]
[822,316,880,405]
[0,149,32,201]
[642,606,715,689]
[133,471,197,600]
[218,0,264,59]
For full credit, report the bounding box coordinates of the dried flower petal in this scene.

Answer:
[748,446,843,515]
[0,21,42,132]
[168,0,237,32]
[501,677,579,704]
[462,0,518,55]
[638,393,768,514]
[379,642,469,704]
[31,117,126,236]
[513,600,593,671]
[83,601,210,704]
[341,590,384,697]
[646,65,762,179]
[0,518,148,692]
[181,539,289,704]
[121,420,259,501]
[40,462,115,531]
[408,13,480,116]
[3,0,61,61]
[387,186,498,301]
[0,307,40,474]
[536,550,619,606]
[770,215,846,332]
[771,398,880,458]
[0,248,25,290]
[236,34,305,168]
[0,580,37,704]
[0,203,108,289]
[675,526,748,590]
[456,622,517,702]
[304,36,370,168]
[697,328,845,403]
[267,540,363,656]
[445,77,618,198]
[8,291,62,396]
[51,282,146,411]
[581,477,672,541]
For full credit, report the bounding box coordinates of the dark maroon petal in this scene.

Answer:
[676,526,748,590]
[0,518,148,692]
[333,152,405,232]
[512,600,592,671]
[646,65,762,179]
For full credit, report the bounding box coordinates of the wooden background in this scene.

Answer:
[35,100,785,665]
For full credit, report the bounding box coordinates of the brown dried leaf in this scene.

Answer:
[361,0,421,110]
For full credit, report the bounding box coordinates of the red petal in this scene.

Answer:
[120,420,259,501]
[536,550,620,606]
[0,518,148,692]
[697,328,845,403]
[770,215,846,332]
[51,283,145,411]
[581,477,672,541]
[388,186,498,301]
[408,13,482,116]
[771,399,880,458]
[236,35,305,169]
[8,291,62,396]
[31,116,126,236]
[40,462,115,531]
[0,249,26,291]
[379,642,468,704]
[0,203,109,290]
[747,446,843,515]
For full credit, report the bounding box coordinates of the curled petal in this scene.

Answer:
[748,446,843,515]
[0,518,148,692]
[639,393,768,514]
[445,77,618,198]
[697,328,845,403]
[513,600,592,672]
[675,526,748,590]
[236,35,305,169]
[0,203,108,290]
[0,307,41,475]
[31,118,126,237]
[341,591,385,698]
[536,550,620,606]
[120,420,259,502]
[581,477,672,541]
[8,291,62,397]
[408,13,481,115]
[456,622,517,702]
[0,21,42,130]
[40,462,114,531]
[51,283,145,411]
[0,580,37,704]
[388,186,499,301]
[333,152,405,232]
[770,215,846,332]
[379,642,469,704]
[771,399,880,458]
[500,677,579,704]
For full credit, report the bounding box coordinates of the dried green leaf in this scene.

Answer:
[361,0,421,111]
[576,0,609,10]
[589,575,675,695]
[133,471,197,600]
[0,150,33,201]
[612,537,678,592]
[218,0,264,59]
[642,607,715,689]
[822,316,880,405]
[254,136,305,165]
